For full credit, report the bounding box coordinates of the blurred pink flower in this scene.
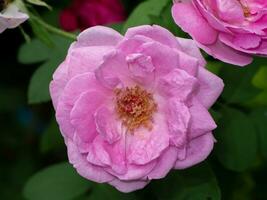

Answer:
[172,0,267,66]
[59,0,126,31]
[0,3,28,33]
[50,25,224,192]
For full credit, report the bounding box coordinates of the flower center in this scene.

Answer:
[238,0,250,17]
[115,85,157,132]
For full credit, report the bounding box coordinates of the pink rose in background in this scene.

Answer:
[172,0,267,66]
[59,0,126,31]
[50,25,224,192]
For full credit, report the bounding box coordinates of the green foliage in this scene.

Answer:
[150,162,221,200]
[23,162,92,200]
[18,35,72,104]
[40,117,64,153]
[220,62,261,104]
[250,108,267,160]
[148,2,187,37]
[206,61,223,75]
[29,14,54,46]
[252,66,267,90]
[89,184,136,200]
[26,0,52,10]
[215,107,258,172]
[122,0,170,33]
[249,66,267,106]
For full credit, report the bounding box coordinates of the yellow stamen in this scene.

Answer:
[238,0,250,17]
[115,86,157,132]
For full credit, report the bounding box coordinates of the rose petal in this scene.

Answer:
[189,99,217,139]
[148,147,178,179]
[94,106,121,144]
[127,113,169,165]
[75,26,123,47]
[176,38,206,68]
[139,42,179,75]
[172,2,218,45]
[109,179,149,193]
[125,25,180,49]
[56,72,107,138]
[67,46,114,79]
[197,67,224,108]
[126,53,155,86]
[70,91,105,143]
[166,99,191,147]
[175,132,215,169]
[158,69,198,102]
[67,138,114,183]
[50,61,69,108]
[196,39,253,66]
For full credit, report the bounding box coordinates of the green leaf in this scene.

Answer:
[21,35,72,104]
[29,16,54,47]
[148,2,187,37]
[150,162,221,200]
[28,59,61,103]
[215,107,258,172]
[40,117,64,153]
[206,61,223,75]
[89,184,136,200]
[18,39,51,64]
[108,22,124,33]
[246,90,267,107]
[23,162,92,200]
[122,0,170,33]
[252,66,267,90]
[26,0,52,10]
[250,108,267,160]
[220,63,261,104]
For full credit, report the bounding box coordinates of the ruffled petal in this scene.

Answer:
[70,91,106,143]
[172,2,218,45]
[67,46,114,78]
[175,133,215,169]
[125,25,180,49]
[165,99,190,147]
[75,26,123,47]
[176,38,207,68]
[157,69,198,102]
[94,106,121,144]
[148,147,178,179]
[196,39,253,66]
[139,42,179,75]
[219,33,264,53]
[67,138,114,183]
[50,61,69,108]
[109,179,149,193]
[56,72,107,138]
[215,0,245,23]
[126,53,155,86]
[189,99,217,139]
[197,67,224,108]
[127,113,169,165]
[95,51,130,89]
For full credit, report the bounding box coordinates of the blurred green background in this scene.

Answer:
[1,0,267,199]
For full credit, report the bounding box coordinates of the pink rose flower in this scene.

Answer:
[0,2,28,33]
[59,0,126,32]
[172,0,267,66]
[50,25,224,192]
